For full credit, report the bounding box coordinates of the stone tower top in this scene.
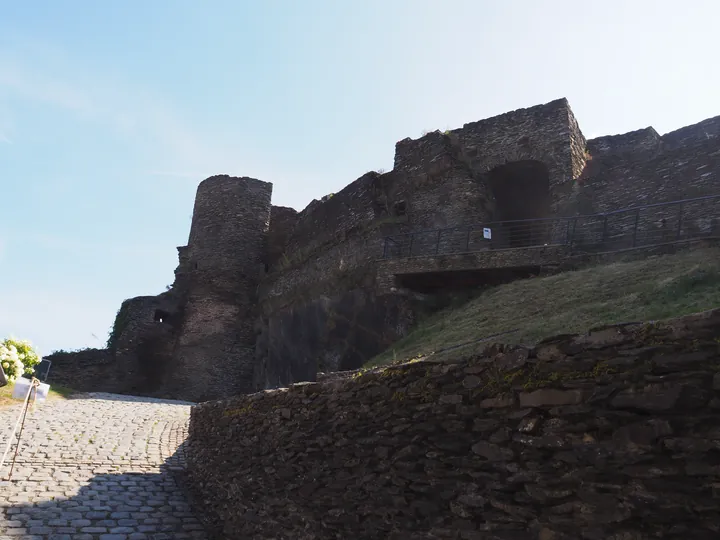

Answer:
[186,175,273,279]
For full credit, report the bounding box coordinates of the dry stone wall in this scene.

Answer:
[44,348,117,392]
[188,308,720,539]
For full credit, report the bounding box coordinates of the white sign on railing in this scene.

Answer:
[483,227,492,239]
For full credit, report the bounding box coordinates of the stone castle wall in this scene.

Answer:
[256,171,416,389]
[563,118,718,255]
[453,97,584,212]
[568,116,720,250]
[110,293,180,394]
[169,175,273,401]
[256,100,590,388]
[579,125,720,214]
[266,205,299,269]
[46,99,720,402]
[43,348,117,392]
[50,176,275,402]
[662,115,720,150]
[187,309,720,539]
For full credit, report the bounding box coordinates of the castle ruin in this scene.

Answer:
[47,97,720,401]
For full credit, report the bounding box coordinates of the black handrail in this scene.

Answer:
[382,193,720,260]
[384,215,570,239]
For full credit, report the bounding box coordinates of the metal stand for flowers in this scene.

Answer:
[0,377,41,480]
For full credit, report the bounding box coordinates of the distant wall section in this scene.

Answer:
[578,116,720,215]
[44,348,117,392]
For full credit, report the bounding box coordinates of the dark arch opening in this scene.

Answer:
[487,160,551,248]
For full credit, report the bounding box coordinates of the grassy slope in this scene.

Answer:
[367,247,720,367]
[0,382,75,408]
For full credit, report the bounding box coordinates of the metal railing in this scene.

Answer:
[382,194,720,259]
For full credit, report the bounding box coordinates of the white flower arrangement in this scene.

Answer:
[0,338,40,383]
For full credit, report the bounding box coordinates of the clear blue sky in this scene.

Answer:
[1,0,718,355]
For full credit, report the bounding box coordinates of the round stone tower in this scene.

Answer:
[187,175,272,277]
[169,175,272,401]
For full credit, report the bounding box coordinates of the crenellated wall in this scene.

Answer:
[187,309,720,539]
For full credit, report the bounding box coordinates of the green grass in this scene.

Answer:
[0,381,75,408]
[367,247,720,368]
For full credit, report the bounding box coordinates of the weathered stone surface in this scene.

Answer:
[610,384,682,411]
[519,389,584,408]
[187,309,720,538]
[612,419,673,446]
[481,394,516,408]
[42,348,116,392]
[471,441,514,461]
[495,348,531,371]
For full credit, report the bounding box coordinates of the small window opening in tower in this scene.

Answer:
[154,309,171,324]
[393,200,407,217]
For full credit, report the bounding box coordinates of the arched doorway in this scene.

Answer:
[487,160,551,248]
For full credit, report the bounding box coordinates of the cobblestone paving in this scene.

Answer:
[0,393,209,539]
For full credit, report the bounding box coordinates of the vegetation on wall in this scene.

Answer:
[106,301,131,352]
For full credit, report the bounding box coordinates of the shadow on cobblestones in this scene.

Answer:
[1,447,219,540]
[0,393,219,540]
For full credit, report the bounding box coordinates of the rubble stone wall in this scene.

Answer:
[188,308,720,539]
[44,348,118,392]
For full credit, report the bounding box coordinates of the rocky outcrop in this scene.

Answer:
[187,308,720,539]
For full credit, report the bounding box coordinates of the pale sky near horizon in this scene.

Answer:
[1,0,718,355]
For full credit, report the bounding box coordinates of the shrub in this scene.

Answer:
[0,338,41,383]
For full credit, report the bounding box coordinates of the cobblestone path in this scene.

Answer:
[0,393,209,539]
